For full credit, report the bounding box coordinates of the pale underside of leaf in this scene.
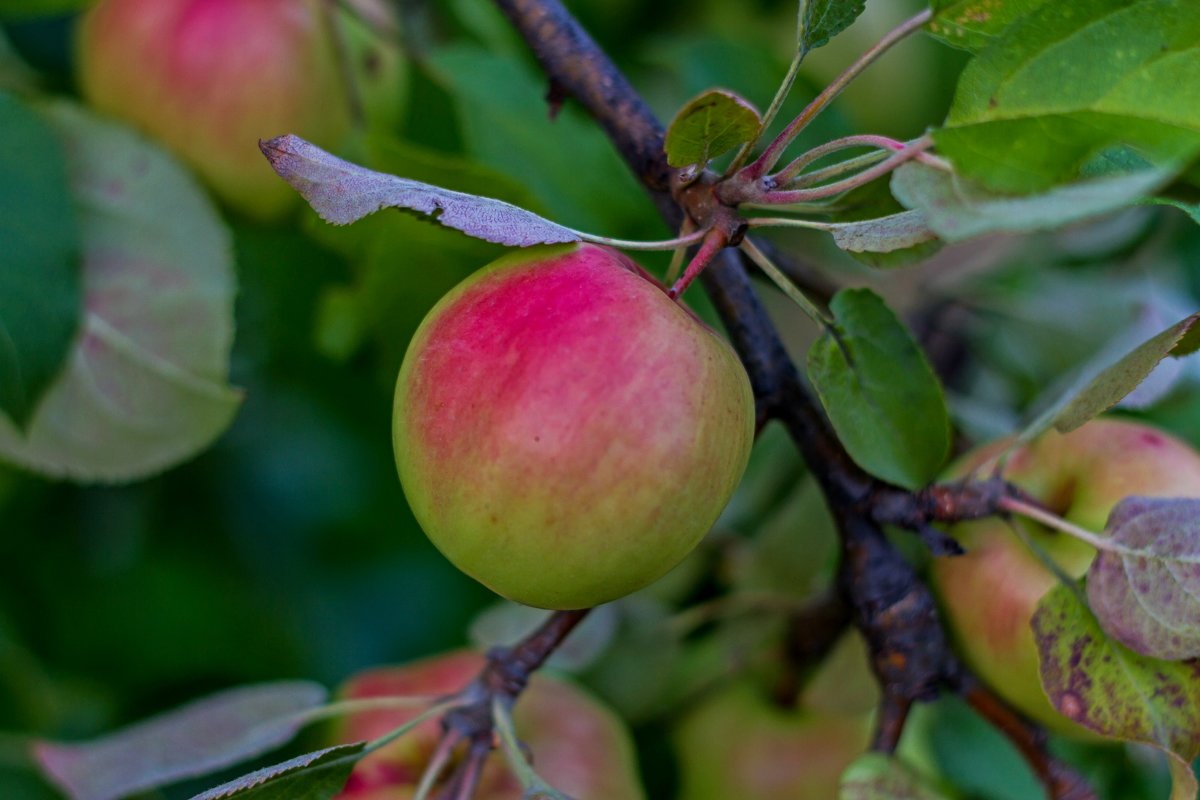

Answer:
[260,135,580,246]
[36,682,328,800]
[1088,497,1200,660]
[891,161,1173,242]
[0,102,241,482]
[827,209,937,253]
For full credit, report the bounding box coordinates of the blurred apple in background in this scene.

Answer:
[672,631,876,799]
[332,650,645,800]
[931,418,1200,736]
[77,0,405,220]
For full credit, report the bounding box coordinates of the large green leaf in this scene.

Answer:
[807,289,951,489]
[926,0,1051,52]
[0,92,80,428]
[0,103,241,482]
[934,0,1200,192]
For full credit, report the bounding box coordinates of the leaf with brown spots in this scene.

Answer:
[1032,584,1200,800]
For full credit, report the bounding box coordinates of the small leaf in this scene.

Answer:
[0,102,241,482]
[189,743,365,800]
[664,89,761,168]
[1087,497,1200,660]
[840,752,951,799]
[260,135,580,247]
[935,0,1200,192]
[826,210,937,254]
[798,0,867,54]
[0,92,81,428]
[926,0,1050,52]
[891,161,1173,242]
[807,288,951,489]
[35,682,328,800]
[1027,312,1200,438]
[1033,584,1200,800]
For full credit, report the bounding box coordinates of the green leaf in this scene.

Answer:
[1032,584,1200,800]
[1143,196,1200,224]
[926,0,1051,52]
[798,0,867,54]
[0,103,241,482]
[664,89,761,168]
[934,0,1200,192]
[188,744,364,800]
[0,92,81,428]
[891,161,1173,241]
[807,288,951,489]
[839,753,951,799]
[35,682,328,800]
[0,0,93,19]
[1020,311,1200,440]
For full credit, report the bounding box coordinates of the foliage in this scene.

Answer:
[2,1,1200,799]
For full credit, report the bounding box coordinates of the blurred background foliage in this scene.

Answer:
[1,1,1199,798]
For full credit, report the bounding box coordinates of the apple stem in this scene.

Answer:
[492,697,575,799]
[412,727,464,800]
[753,135,934,205]
[998,496,1111,552]
[664,218,697,284]
[739,238,832,326]
[572,226,710,251]
[770,134,948,188]
[668,227,728,299]
[732,8,933,186]
[441,739,489,800]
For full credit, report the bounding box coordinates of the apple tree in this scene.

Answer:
[3,1,1200,799]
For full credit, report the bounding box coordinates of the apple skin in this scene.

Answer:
[393,244,755,610]
[931,419,1200,736]
[77,0,404,220]
[331,650,645,800]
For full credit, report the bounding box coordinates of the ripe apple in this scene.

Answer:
[930,418,1200,736]
[331,650,645,800]
[77,0,404,220]
[672,632,875,800]
[393,243,755,610]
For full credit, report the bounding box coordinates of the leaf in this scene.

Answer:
[35,682,328,800]
[1024,311,1200,439]
[1087,497,1200,660]
[260,135,580,247]
[839,753,951,799]
[926,0,1051,52]
[890,161,1174,241]
[0,92,81,428]
[807,288,951,489]
[826,210,937,253]
[798,0,867,54]
[934,0,1200,192]
[0,103,241,482]
[664,89,761,168]
[1032,584,1200,800]
[189,743,364,800]
[1143,196,1200,225]
[0,0,94,19]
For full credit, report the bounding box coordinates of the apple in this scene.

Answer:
[672,631,875,800]
[930,418,1200,736]
[76,0,404,220]
[331,650,645,800]
[393,243,755,610]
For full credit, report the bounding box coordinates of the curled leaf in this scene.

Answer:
[260,135,580,247]
[1088,497,1200,660]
